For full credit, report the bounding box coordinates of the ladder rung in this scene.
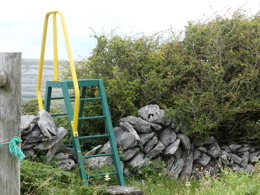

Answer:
[51,113,67,116]
[83,153,114,158]
[78,116,106,120]
[88,172,118,178]
[50,96,65,100]
[71,97,102,102]
[77,134,109,139]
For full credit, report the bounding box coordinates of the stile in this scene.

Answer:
[0,53,22,195]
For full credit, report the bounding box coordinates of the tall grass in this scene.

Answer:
[21,161,260,195]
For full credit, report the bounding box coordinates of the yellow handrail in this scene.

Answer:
[37,11,80,137]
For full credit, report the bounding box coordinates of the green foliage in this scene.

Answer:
[21,161,108,195]
[62,9,260,145]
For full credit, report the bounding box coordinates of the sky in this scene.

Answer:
[0,0,260,60]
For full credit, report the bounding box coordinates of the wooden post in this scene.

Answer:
[0,53,22,195]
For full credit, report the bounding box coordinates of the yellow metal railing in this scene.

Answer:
[37,11,80,137]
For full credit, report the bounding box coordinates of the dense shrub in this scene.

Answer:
[63,10,259,145]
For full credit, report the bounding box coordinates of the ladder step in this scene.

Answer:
[51,113,67,116]
[83,153,114,159]
[88,172,119,178]
[71,97,102,102]
[77,134,109,139]
[78,116,106,120]
[50,96,65,100]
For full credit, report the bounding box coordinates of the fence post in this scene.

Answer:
[0,52,22,195]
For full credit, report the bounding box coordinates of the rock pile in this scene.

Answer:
[21,110,76,170]
[85,105,260,179]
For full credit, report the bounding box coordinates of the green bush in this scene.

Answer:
[63,9,259,146]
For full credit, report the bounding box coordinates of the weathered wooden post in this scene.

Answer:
[0,53,22,195]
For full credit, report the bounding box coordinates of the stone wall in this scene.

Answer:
[84,105,260,179]
[21,105,260,179]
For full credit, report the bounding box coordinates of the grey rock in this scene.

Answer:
[85,145,102,155]
[22,125,43,143]
[166,156,175,172]
[198,147,207,153]
[220,150,230,165]
[21,143,35,150]
[138,105,165,124]
[38,109,57,137]
[222,145,231,153]
[145,141,165,159]
[174,147,182,159]
[123,167,131,177]
[231,163,241,171]
[100,142,111,154]
[56,159,76,171]
[149,123,162,131]
[206,142,221,158]
[120,148,140,161]
[244,164,254,172]
[21,115,39,134]
[46,127,67,163]
[180,149,194,180]
[84,156,113,168]
[106,185,143,195]
[241,151,249,167]
[229,144,242,151]
[129,152,145,168]
[229,153,243,164]
[237,145,250,153]
[143,136,158,153]
[159,127,177,147]
[119,122,140,141]
[178,134,191,150]
[193,148,201,161]
[54,152,70,160]
[164,138,180,155]
[120,116,151,133]
[167,159,185,179]
[249,151,260,162]
[114,127,137,150]
[138,132,155,147]
[195,153,211,166]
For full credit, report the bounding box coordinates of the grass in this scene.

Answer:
[21,160,260,195]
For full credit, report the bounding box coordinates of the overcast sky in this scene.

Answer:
[0,0,259,60]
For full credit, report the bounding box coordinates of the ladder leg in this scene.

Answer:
[44,82,52,111]
[61,83,88,184]
[78,86,86,135]
[98,80,125,186]
[74,137,88,185]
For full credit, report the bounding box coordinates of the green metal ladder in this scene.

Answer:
[43,79,125,186]
[36,11,125,186]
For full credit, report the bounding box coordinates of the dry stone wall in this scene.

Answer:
[20,105,260,179]
[85,105,260,179]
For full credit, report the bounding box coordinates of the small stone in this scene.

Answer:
[178,134,191,150]
[207,142,221,158]
[159,127,177,147]
[145,141,165,159]
[164,138,180,155]
[143,136,158,153]
[106,185,143,195]
[195,153,211,166]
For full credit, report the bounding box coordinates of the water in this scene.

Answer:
[21,59,66,104]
